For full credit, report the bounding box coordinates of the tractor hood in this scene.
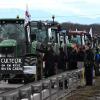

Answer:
[67,43,73,47]
[31,41,37,54]
[0,39,17,47]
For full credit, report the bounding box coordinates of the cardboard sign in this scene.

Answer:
[0,57,23,74]
[23,57,37,74]
[24,65,36,74]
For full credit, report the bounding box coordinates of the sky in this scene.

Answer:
[0,0,100,24]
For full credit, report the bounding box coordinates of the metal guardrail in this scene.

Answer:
[0,69,82,100]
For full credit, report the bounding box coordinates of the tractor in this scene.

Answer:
[67,30,92,47]
[0,19,48,83]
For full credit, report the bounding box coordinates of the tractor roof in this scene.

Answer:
[68,30,87,35]
[0,18,24,24]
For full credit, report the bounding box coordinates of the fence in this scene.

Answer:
[0,69,82,100]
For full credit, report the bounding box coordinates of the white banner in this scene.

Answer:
[24,66,36,74]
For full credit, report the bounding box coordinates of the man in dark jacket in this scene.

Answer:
[84,43,94,86]
[68,47,78,70]
[43,46,56,78]
[57,47,68,89]
[57,47,67,72]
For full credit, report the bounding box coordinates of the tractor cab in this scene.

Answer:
[0,19,26,57]
[67,30,91,47]
[47,25,68,54]
[31,22,67,54]
[30,21,48,54]
[49,25,67,45]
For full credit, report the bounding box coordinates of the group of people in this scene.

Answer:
[43,42,95,86]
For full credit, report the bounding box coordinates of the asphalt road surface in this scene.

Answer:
[0,79,74,100]
[0,81,23,93]
[0,70,79,100]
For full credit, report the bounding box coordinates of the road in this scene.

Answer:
[0,83,62,100]
[65,76,100,100]
[0,81,23,93]
[0,79,75,100]
[0,70,80,100]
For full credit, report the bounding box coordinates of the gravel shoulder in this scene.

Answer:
[63,77,100,100]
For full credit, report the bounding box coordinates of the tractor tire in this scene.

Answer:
[23,55,36,84]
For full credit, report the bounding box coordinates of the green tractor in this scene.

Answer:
[0,19,48,83]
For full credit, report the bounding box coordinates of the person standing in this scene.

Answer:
[57,47,67,73]
[68,47,78,70]
[43,46,56,78]
[94,48,100,76]
[77,47,85,69]
[57,47,68,89]
[77,46,85,86]
[84,43,94,86]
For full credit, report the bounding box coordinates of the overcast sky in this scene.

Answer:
[0,0,100,24]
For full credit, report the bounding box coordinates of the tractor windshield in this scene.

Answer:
[68,31,91,46]
[0,19,26,56]
[31,21,47,43]
[69,35,81,45]
[0,21,25,42]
